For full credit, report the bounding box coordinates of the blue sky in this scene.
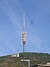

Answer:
[0,0,50,56]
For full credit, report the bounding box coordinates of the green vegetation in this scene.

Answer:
[0,52,50,67]
[20,52,50,65]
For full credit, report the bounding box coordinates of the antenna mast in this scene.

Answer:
[23,13,26,32]
[22,13,27,55]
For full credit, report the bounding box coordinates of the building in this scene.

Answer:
[11,53,19,57]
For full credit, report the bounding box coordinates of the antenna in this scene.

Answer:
[23,12,26,31]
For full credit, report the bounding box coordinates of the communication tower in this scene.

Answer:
[21,13,27,56]
[21,14,30,67]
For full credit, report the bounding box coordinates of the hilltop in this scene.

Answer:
[0,52,50,67]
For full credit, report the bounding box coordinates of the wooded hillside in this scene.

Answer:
[0,52,50,67]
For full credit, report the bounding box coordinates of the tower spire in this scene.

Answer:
[23,13,26,31]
